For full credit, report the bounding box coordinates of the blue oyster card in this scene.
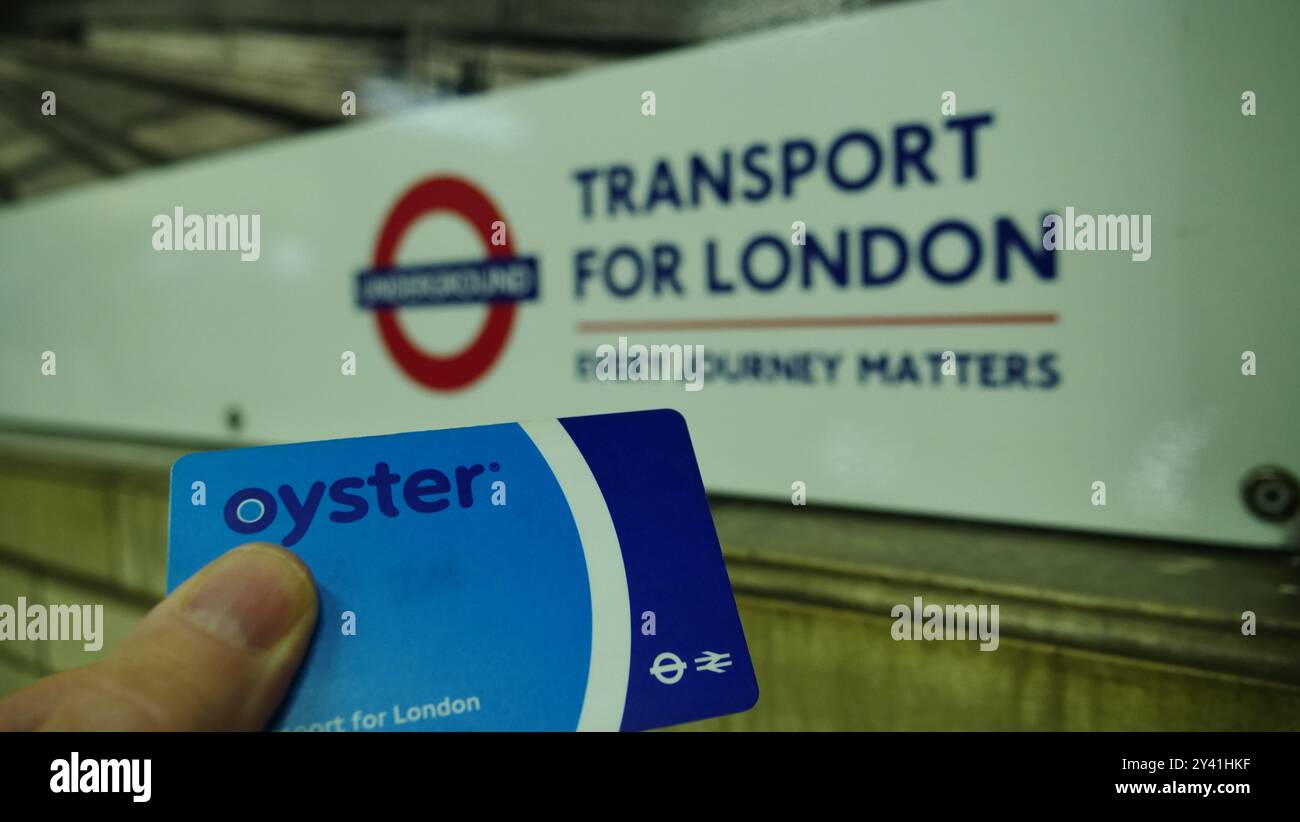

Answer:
[167,409,758,731]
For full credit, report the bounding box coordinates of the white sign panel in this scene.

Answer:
[2,0,1297,547]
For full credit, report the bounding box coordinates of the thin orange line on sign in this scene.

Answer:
[576,313,1059,333]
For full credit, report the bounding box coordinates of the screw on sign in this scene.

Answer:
[366,176,533,391]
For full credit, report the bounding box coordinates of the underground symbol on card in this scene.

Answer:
[355,176,541,392]
[649,651,686,685]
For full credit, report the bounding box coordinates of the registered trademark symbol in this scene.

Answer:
[489,462,500,472]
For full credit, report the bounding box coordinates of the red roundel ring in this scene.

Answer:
[370,176,516,391]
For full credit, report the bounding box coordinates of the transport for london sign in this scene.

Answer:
[1,0,1296,548]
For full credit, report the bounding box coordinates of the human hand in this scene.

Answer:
[0,543,318,731]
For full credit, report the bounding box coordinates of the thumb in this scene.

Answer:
[0,542,318,731]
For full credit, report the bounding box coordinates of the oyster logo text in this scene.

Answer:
[221,461,501,547]
[51,753,151,803]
